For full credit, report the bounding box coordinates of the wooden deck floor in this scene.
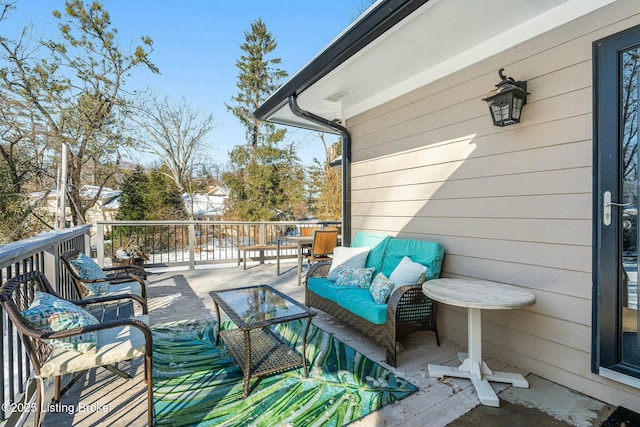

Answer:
[35,261,610,426]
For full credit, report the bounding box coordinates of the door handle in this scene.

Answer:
[603,191,632,226]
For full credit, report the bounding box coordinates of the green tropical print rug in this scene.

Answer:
[152,319,418,426]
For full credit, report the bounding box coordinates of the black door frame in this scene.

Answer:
[593,24,640,380]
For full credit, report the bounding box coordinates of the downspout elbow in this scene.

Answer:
[288,95,351,246]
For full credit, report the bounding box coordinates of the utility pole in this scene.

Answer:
[58,143,68,229]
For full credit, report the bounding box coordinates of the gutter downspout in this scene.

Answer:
[288,95,352,246]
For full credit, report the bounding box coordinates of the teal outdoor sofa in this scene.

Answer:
[305,232,445,367]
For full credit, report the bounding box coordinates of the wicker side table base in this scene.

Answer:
[218,327,310,397]
[210,285,315,398]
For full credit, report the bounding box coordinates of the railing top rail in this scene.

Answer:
[0,225,91,267]
[97,220,341,226]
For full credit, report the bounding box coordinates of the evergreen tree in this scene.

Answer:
[226,19,287,163]
[224,19,304,221]
[146,167,187,220]
[116,166,148,221]
[116,165,187,221]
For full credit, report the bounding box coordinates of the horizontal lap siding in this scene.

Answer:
[346,1,640,409]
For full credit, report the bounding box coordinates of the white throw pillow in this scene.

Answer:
[327,246,370,281]
[389,256,427,294]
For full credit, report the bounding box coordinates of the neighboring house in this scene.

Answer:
[31,185,122,232]
[81,186,122,225]
[183,186,228,220]
[255,0,640,413]
[34,185,229,224]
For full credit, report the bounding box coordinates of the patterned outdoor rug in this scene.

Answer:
[152,319,417,426]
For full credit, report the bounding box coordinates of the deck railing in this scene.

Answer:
[0,225,91,425]
[95,220,341,269]
[0,219,339,425]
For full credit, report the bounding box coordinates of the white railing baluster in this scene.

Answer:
[188,223,196,270]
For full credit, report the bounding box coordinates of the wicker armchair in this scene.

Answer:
[305,261,439,367]
[64,248,146,279]
[0,271,153,426]
[60,249,148,314]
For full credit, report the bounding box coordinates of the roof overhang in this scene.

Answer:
[255,0,615,132]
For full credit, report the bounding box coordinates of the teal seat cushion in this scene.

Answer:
[335,288,387,325]
[351,232,392,275]
[382,238,445,280]
[307,277,343,302]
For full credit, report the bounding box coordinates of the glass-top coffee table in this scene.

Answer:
[209,285,316,397]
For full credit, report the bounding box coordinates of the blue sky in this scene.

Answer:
[2,0,371,166]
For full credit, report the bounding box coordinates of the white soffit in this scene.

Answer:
[291,0,615,124]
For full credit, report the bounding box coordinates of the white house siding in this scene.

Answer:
[346,0,640,411]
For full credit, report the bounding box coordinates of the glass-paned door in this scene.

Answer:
[594,25,640,379]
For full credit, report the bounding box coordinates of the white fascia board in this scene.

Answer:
[342,0,616,119]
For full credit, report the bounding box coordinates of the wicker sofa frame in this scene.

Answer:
[305,261,440,367]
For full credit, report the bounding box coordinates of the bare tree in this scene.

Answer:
[0,89,55,241]
[0,0,158,225]
[0,1,14,22]
[129,93,216,192]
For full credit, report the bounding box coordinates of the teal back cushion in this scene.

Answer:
[382,238,444,280]
[351,232,391,274]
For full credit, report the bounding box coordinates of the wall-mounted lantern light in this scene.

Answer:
[481,68,529,127]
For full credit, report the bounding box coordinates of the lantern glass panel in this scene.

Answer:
[512,97,524,121]
[490,97,512,126]
[493,101,507,122]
